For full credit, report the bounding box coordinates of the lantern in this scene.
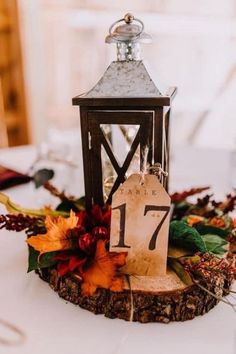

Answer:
[73,13,176,209]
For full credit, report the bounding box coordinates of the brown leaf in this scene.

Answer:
[81,240,127,295]
[214,194,236,213]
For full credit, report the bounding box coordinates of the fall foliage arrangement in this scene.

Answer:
[0,184,235,323]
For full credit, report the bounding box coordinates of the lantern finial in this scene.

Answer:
[105,13,152,61]
[124,13,134,24]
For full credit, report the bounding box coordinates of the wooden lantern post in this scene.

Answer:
[73,13,176,209]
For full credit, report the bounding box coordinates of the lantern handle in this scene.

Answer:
[109,13,144,43]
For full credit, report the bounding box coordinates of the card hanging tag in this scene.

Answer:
[110,174,171,276]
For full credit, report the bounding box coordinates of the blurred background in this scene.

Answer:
[1,0,236,150]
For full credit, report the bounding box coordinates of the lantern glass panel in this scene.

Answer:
[99,123,151,202]
[100,124,139,166]
[100,124,112,144]
[100,123,142,202]
[101,145,117,202]
[125,145,140,177]
[102,143,141,203]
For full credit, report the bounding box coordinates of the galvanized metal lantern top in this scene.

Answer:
[73,13,176,103]
[77,13,163,100]
[105,13,152,61]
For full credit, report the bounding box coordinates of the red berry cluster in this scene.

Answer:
[0,214,45,235]
[75,204,111,254]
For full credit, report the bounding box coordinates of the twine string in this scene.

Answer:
[125,274,134,322]
[0,318,25,346]
[139,146,149,185]
[149,163,168,180]
[139,145,169,184]
[103,145,169,195]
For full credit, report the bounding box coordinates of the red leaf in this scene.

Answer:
[171,187,210,203]
[55,252,86,277]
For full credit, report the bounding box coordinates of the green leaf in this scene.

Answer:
[169,221,207,253]
[56,196,85,213]
[173,201,191,213]
[168,257,193,286]
[194,223,229,238]
[28,246,38,272]
[56,200,79,212]
[27,246,57,272]
[202,234,229,255]
[33,169,54,189]
[74,196,86,210]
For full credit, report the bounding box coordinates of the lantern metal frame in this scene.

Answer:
[73,88,176,209]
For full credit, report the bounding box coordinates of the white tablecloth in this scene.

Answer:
[0,145,235,354]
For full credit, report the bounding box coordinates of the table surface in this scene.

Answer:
[0,145,235,354]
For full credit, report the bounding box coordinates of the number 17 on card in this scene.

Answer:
[109,174,171,276]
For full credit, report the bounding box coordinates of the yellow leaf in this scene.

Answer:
[0,192,69,217]
[81,240,127,296]
[26,211,78,254]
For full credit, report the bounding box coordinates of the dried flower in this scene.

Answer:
[0,214,45,236]
[181,253,236,284]
[213,194,236,213]
[88,204,111,228]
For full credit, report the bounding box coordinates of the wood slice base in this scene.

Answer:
[37,267,232,323]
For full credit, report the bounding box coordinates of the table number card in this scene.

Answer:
[110,174,170,276]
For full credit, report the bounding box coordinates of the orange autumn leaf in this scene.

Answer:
[187,215,204,227]
[208,217,225,228]
[26,210,78,254]
[233,218,236,228]
[81,240,127,296]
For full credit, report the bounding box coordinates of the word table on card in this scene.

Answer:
[110,174,171,276]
